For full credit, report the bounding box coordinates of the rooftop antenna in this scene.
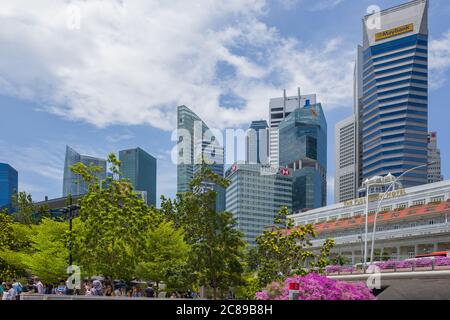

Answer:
[283,89,287,116]
[297,87,301,108]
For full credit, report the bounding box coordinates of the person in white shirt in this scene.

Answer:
[34,277,45,294]
[2,283,17,300]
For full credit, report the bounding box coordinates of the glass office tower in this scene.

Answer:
[361,0,428,188]
[246,120,269,164]
[176,105,225,211]
[269,89,317,168]
[62,145,107,197]
[119,147,157,206]
[225,163,292,245]
[279,103,327,212]
[0,163,18,212]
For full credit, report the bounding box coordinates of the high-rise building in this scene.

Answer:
[334,115,358,203]
[0,163,18,213]
[279,102,327,212]
[361,0,429,188]
[176,105,225,211]
[62,145,107,197]
[225,163,292,245]
[246,120,269,164]
[119,147,157,206]
[269,89,317,168]
[335,45,365,204]
[427,132,443,183]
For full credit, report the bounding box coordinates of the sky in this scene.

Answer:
[1,0,450,206]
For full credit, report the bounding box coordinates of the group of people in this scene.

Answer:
[1,277,45,300]
[1,277,198,300]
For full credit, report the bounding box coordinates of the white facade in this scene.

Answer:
[428,132,443,183]
[291,180,450,225]
[335,115,358,203]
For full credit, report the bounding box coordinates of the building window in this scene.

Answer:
[430,196,444,204]
[429,220,435,225]
[380,206,392,213]
[412,199,426,206]
[354,211,364,217]
[397,203,408,210]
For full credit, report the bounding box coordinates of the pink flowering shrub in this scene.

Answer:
[256,273,375,300]
[435,257,450,266]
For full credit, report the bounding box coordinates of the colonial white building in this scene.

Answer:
[289,180,450,263]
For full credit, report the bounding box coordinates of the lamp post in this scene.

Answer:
[368,162,436,264]
[60,196,80,268]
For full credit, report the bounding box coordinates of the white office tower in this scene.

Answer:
[427,132,443,183]
[335,46,363,203]
[269,89,317,167]
[334,115,358,203]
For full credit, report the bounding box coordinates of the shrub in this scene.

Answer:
[256,273,375,300]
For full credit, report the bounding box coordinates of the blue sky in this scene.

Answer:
[1,0,449,206]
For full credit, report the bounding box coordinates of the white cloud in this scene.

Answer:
[0,140,64,181]
[307,0,345,12]
[105,129,134,143]
[430,30,450,89]
[0,0,354,132]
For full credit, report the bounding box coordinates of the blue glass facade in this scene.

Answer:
[119,147,157,206]
[278,103,327,211]
[0,163,18,213]
[246,120,269,164]
[361,1,428,188]
[62,145,107,196]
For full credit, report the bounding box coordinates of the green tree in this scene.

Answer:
[135,220,191,294]
[160,165,246,299]
[21,218,69,284]
[255,206,334,287]
[70,153,162,284]
[0,211,32,279]
[11,191,36,225]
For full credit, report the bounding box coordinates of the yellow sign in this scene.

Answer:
[375,23,414,41]
[343,189,407,207]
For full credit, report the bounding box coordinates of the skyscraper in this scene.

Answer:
[427,132,443,183]
[225,163,292,245]
[62,145,107,197]
[246,120,269,164]
[361,0,429,188]
[176,105,225,211]
[279,102,327,212]
[269,89,317,168]
[119,147,157,206]
[0,163,18,213]
[334,115,358,203]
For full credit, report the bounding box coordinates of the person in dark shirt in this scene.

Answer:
[144,283,155,298]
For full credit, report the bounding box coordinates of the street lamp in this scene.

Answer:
[60,198,80,267]
[368,162,436,264]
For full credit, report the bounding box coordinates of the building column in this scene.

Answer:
[414,244,419,257]
[434,243,438,252]
[396,246,401,260]
[351,251,355,265]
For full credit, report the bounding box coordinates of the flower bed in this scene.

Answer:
[256,273,375,300]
